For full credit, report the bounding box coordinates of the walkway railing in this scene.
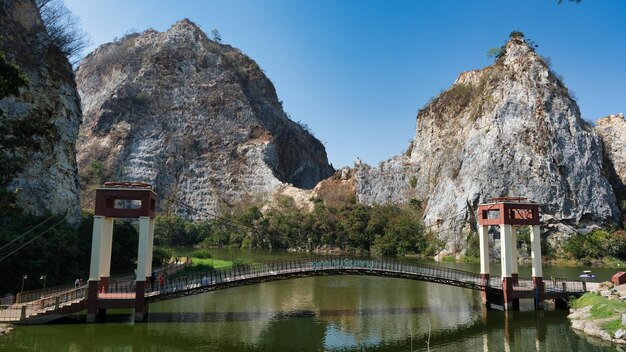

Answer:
[511,276,585,293]
[145,258,503,301]
[1,258,588,322]
[16,284,77,304]
[543,277,585,293]
[0,286,87,322]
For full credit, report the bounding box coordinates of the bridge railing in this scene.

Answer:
[16,283,78,304]
[102,281,137,295]
[0,286,87,322]
[543,277,585,293]
[146,258,495,298]
[511,276,585,293]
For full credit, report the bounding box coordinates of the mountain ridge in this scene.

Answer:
[76,19,334,218]
[353,34,619,244]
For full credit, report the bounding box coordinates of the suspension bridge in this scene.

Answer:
[0,257,586,324]
[0,183,590,324]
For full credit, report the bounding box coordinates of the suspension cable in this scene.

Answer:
[0,212,69,262]
[0,213,56,252]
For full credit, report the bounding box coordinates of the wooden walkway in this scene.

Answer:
[0,258,587,324]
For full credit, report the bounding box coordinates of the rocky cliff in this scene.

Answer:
[355,35,620,241]
[76,19,334,218]
[596,113,626,206]
[0,0,81,222]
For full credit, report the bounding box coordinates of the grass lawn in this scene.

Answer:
[571,292,626,319]
[571,292,626,336]
[170,258,234,277]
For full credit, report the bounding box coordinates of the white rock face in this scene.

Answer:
[356,37,619,240]
[0,0,81,223]
[76,19,333,218]
[596,113,626,205]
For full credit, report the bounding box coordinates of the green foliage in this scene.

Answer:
[154,214,204,247]
[602,319,624,336]
[191,249,212,259]
[0,212,139,293]
[442,83,476,111]
[441,255,456,262]
[486,47,503,60]
[186,198,431,257]
[516,226,531,257]
[408,198,422,211]
[541,237,554,259]
[572,293,626,327]
[509,30,525,39]
[561,227,626,262]
[89,160,105,184]
[133,92,148,105]
[464,231,480,258]
[408,176,417,189]
[0,50,28,97]
[421,231,446,257]
[152,247,172,266]
[232,258,252,268]
[170,258,235,278]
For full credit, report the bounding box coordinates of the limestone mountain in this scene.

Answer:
[354,35,620,242]
[76,19,334,217]
[596,113,626,208]
[0,0,81,222]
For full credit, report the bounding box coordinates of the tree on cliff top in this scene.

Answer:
[36,0,89,65]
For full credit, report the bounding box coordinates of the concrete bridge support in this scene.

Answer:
[134,216,155,322]
[477,197,543,311]
[530,224,544,310]
[478,225,490,306]
[87,215,114,323]
[86,183,157,323]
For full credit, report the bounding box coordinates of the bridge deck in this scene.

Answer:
[0,258,586,324]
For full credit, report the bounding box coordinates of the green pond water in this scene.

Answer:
[1,249,623,351]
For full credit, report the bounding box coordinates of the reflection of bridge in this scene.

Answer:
[0,258,586,324]
[0,305,578,351]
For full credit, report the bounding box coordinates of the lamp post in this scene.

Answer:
[21,274,28,292]
[40,275,47,290]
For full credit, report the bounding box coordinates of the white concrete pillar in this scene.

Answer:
[510,227,518,276]
[530,225,542,277]
[136,217,152,281]
[500,225,513,277]
[89,216,106,280]
[479,225,490,275]
[146,218,155,275]
[99,218,114,278]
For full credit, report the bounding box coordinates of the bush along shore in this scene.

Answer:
[569,283,626,344]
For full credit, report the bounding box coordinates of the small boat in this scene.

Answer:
[579,270,596,279]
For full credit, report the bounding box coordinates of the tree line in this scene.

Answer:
[156,197,444,257]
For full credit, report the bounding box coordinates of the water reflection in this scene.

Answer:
[0,275,621,351]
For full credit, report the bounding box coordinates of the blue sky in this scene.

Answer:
[65,0,626,169]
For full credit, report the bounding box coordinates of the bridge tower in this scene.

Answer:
[477,197,543,310]
[86,182,157,323]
